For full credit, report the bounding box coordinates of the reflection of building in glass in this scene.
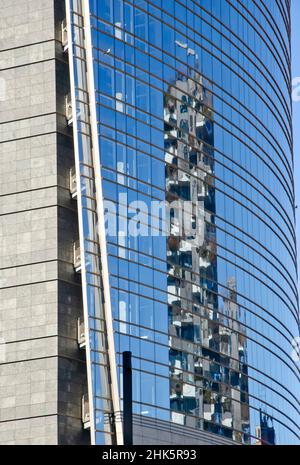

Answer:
[255,410,276,445]
[165,73,250,442]
[165,72,218,431]
[221,278,250,443]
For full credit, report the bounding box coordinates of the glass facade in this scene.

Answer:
[66,0,300,445]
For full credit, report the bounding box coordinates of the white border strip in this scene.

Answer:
[82,0,124,445]
[65,0,96,445]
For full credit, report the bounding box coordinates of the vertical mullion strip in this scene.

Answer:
[65,0,96,445]
[82,0,124,445]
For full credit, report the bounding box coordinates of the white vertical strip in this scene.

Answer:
[82,0,124,445]
[65,0,96,445]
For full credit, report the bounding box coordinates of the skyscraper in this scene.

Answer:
[0,0,299,445]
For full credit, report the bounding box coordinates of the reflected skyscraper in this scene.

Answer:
[0,0,299,445]
[255,410,276,445]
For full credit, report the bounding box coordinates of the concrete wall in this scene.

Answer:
[0,0,88,445]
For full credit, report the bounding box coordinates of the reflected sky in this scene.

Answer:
[291,0,300,274]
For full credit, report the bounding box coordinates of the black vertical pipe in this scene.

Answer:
[123,351,133,445]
